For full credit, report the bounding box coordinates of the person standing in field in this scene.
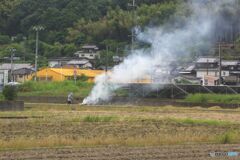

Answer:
[67,92,74,104]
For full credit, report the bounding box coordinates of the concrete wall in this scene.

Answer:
[0,101,24,111]
[18,96,83,104]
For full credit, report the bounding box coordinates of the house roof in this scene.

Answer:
[196,57,218,63]
[67,59,90,65]
[48,57,72,61]
[48,68,104,78]
[221,60,239,66]
[0,63,33,70]
[13,68,34,75]
[82,45,99,50]
[185,65,195,71]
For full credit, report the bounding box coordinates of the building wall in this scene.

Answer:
[77,52,100,60]
[197,70,231,78]
[196,70,219,78]
[221,70,230,77]
[34,68,98,82]
[48,61,59,68]
[0,70,8,85]
[36,69,65,81]
[14,75,30,83]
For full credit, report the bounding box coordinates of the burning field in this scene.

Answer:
[0,104,240,159]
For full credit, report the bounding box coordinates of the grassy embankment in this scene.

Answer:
[18,81,94,97]
[0,104,240,150]
[185,93,240,104]
[6,81,240,104]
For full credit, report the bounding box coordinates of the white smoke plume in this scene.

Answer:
[83,0,237,105]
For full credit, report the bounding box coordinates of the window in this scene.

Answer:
[223,72,226,76]
[90,54,93,57]
[81,54,84,57]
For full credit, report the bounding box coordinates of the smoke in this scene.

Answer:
[83,0,238,105]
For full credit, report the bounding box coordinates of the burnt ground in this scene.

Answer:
[1,144,240,160]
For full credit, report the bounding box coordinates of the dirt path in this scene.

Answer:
[1,144,240,160]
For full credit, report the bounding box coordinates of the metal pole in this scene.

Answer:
[128,0,136,54]
[207,59,209,75]
[105,46,109,73]
[35,30,39,81]
[10,52,13,82]
[33,25,44,81]
[10,48,16,82]
[131,0,136,54]
[218,43,222,85]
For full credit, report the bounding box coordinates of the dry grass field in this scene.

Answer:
[0,103,240,159]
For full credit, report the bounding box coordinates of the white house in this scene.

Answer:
[74,45,100,60]
[67,59,93,69]
[195,57,219,78]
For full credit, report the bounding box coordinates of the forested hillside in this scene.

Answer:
[0,0,240,67]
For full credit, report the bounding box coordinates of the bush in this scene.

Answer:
[2,85,18,101]
[0,35,11,44]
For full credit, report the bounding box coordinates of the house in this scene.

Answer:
[178,64,199,84]
[33,68,105,82]
[179,64,196,76]
[188,57,240,85]
[202,75,219,86]
[12,68,34,82]
[48,57,72,68]
[0,63,33,83]
[221,60,240,85]
[67,59,93,69]
[195,57,219,78]
[74,45,100,60]
[113,56,124,63]
[48,57,93,69]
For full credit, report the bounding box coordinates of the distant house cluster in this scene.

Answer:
[179,57,240,86]
[49,45,100,69]
[3,42,240,87]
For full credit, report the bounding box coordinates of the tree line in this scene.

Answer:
[0,0,240,67]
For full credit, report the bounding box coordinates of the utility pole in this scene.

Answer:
[10,48,16,82]
[218,43,222,85]
[206,59,209,76]
[105,46,109,73]
[33,25,44,81]
[128,0,137,54]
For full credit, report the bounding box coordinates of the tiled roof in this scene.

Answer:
[221,60,239,66]
[0,63,33,70]
[67,59,90,65]
[196,57,218,63]
[82,45,99,49]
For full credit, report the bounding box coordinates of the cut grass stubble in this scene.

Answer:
[1,104,240,150]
